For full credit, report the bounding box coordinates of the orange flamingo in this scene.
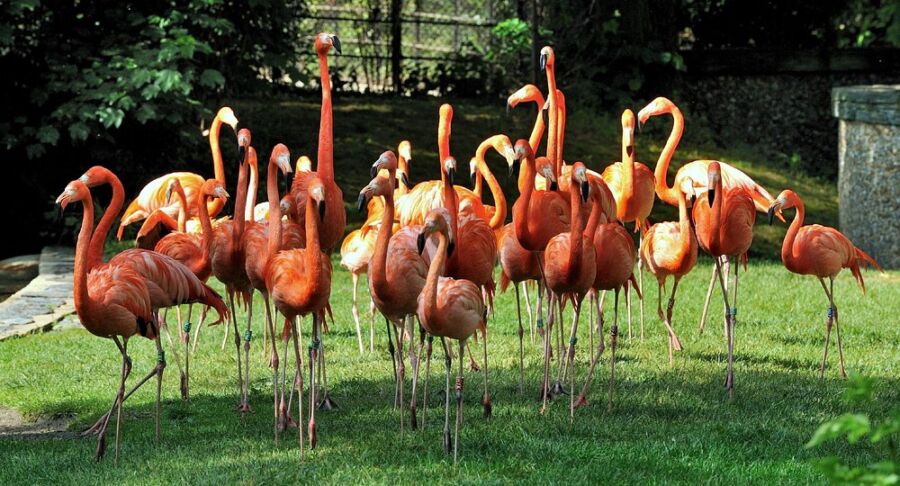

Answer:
[540,46,561,177]
[57,177,225,462]
[574,221,638,411]
[117,106,237,237]
[242,153,305,428]
[507,84,546,155]
[640,177,698,367]
[289,33,345,252]
[767,190,881,379]
[209,130,254,411]
[601,110,655,339]
[416,208,486,464]
[541,163,598,416]
[358,151,429,431]
[691,161,756,396]
[342,141,413,354]
[265,145,332,453]
[638,96,784,335]
[133,179,189,249]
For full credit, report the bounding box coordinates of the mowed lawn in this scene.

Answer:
[1,257,897,483]
[1,97,898,483]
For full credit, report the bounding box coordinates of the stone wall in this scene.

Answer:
[833,85,899,269]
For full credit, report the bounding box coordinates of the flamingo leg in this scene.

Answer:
[514,282,525,394]
[159,310,186,400]
[317,320,337,410]
[588,291,595,365]
[666,279,684,353]
[698,261,718,334]
[608,288,619,411]
[191,305,208,355]
[152,336,166,441]
[626,279,633,341]
[540,294,555,413]
[289,316,305,459]
[263,294,279,444]
[722,256,730,338]
[351,273,364,353]
[714,257,735,393]
[657,282,673,367]
[91,336,130,462]
[566,298,583,419]
[575,288,611,410]
[638,232,645,341]
[441,337,452,454]
[308,314,319,449]
[830,278,847,378]
[726,261,740,397]
[818,278,835,380]
[422,334,433,429]
[482,325,491,418]
[227,291,243,410]
[551,297,565,398]
[385,318,399,409]
[222,289,233,351]
[454,339,465,465]
[183,304,192,401]
[522,281,534,345]
[394,319,406,434]
[369,297,376,353]
[597,290,607,354]
[410,318,425,429]
[241,297,254,414]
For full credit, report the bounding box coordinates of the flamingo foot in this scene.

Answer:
[482,394,492,418]
[94,428,107,462]
[317,393,338,411]
[442,426,452,454]
[179,374,188,400]
[82,414,109,437]
[308,420,317,449]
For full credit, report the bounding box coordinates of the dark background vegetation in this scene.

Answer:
[1,0,898,259]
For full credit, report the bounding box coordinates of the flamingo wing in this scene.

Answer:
[118,172,205,235]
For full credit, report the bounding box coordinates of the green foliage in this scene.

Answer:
[807,375,900,484]
[834,0,900,48]
[0,0,305,158]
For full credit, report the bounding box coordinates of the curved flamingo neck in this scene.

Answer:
[781,195,805,267]
[197,190,214,266]
[584,182,602,246]
[528,98,546,155]
[622,132,634,206]
[317,52,335,182]
[709,176,723,255]
[555,90,566,173]
[302,190,323,283]
[245,158,258,221]
[677,189,692,255]
[173,184,188,233]
[475,139,508,229]
[398,155,410,196]
[370,177,395,292]
[567,180,585,274]
[514,153,536,243]
[233,151,251,243]
[88,170,124,268]
[207,114,227,217]
[438,106,452,184]
[266,161,283,260]
[654,106,684,206]
[422,231,448,325]
[74,194,95,315]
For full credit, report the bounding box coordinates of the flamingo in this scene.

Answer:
[540,46,561,177]
[601,109,655,339]
[691,161,756,396]
[117,106,238,238]
[138,178,229,399]
[289,33,345,252]
[638,96,784,336]
[134,179,189,248]
[57,177,226,462]
[574,221,639,411]
[541,163,598,417]
[767,190,881,379]
[640,177,698,367]
[209,130,254,412]
[342,141,413,354]
[358,151,428,431]
[242,153,305,429]
[265,145,333,453]
[416,208,486,464]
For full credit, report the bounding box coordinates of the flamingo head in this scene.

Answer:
[637,97,675,128]
[201,179,229,201]
[536,156,557,191]
[56,180,90,210]
[493,135,517,167]
[571,162,590,203]
[295,155,313,173]
[767,190,795,225]
[370,150,398,178]
[237,128,251,164]
[315,33,341,56]
[468,157,478,185]
[165,178,185,204]
[678,176,698,206]
[443,157,457,186]
[218,107,238,133]
[621,110,636,158]
[279,195,295,219]
[270,144,292,175]
[308,177,326,221]
[78,166,111,188]
[418,208,454,257]
[357,173,392,213]
[510,139,531,178]
[706,162,722,206]
[507,84,544,112]
[398,140,412,164]
[539,46,555,71]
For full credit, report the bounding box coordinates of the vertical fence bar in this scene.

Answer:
[391,0,402,93]
[531,0,538,85]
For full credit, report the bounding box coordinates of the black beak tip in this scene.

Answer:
[580,181,590,203]
[356,194,367,213]
[540,53,547,71]
[401,172,411,189]
[331,35,342,54]
[690,194,697,207]
[549,180,558,192]
[318,202,326,221]
[416,233,426,255]
[708,190,715,206]
[370,165,378,178]
[507,165,515,179]
[626,145,634,158]
[767,207,775,225]
[447,168,455,186]
[448,240,455,257]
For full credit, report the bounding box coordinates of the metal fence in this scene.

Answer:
[299,0,517,94]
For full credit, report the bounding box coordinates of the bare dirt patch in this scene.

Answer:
[0,407,76,440]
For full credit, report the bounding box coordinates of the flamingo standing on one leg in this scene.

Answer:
[117,106,238,238]
[641,178,698,367]
[767,190,881,379]
[637,96,784,336]
[542,163,598,417]
[601,110,655,340]
[266,147,333,453]
[691,161,756,397]
[358,151,428,431]
[416,208,486,464]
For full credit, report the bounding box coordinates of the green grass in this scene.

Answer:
[1,257,897,483]
[3,97,895,483]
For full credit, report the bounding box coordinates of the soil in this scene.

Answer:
[0,407,75,440]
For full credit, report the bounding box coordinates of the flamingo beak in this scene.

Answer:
[540,52,547,71]
[626,144,634,158]
[370,164,378,178]
[447,167,455,186]
[708,187,716,206]
[238,145,246,165]
[401,172,411,189]
[580,180,590,203]
[508,162,518,179]
[767,205,776,225]
[331,35,342,55]
[356,193,367,213]
[549,180,558,191]
[318,200,326,221]
[165,185,173,204]
[417,233,426,255]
